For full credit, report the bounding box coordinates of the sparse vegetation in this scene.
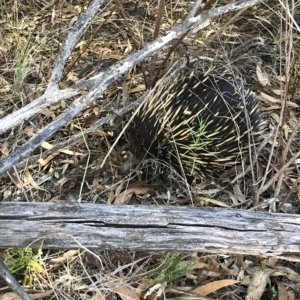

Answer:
[5,248,44,286]
[0,0,300,299]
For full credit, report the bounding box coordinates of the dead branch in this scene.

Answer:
[1,202,300,262]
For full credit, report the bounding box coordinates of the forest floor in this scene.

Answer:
[0,0,300,299]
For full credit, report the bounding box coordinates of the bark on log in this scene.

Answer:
[1,202,299,261]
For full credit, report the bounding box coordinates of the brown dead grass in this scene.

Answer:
[0,0,300,299]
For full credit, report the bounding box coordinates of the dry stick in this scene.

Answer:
[149,0,165,88]
[257,2,293,203]
[255,5,288,204]
[0,0,262,176]
[100,97,148,170]
[231,132,272,183]
[259,149,300,194]
[114,0,148,86]
[154,31,190,83]
[274,117,300,197]
[7,166,30,202]
[0,259,33,300]
[273,2,294,198]
[277,174,300,212]
[151,0,204,199]
[0,88,80,135]
[63,3,119,81]
[115,0,139,49]
[185,0,204,20]
[154,0,204,82]
[47,0,106,89]
[279,0,300,32]
[194,5,248,50]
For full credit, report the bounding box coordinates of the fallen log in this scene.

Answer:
[0,202,299,261]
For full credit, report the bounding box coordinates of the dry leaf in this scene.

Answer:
[274,279,288,300]
[256,62,270,87]
[129,84,146,94]
[24,126,35,137]
[136,278,151,298]
[257,92,278,104]
[41,107,56,119]
[113,286,140,300]
[8,171,22,189]
[41,141,83,156]
[270,112,281,124]
[1,141,9,156]
[83,116,100,127]
[190,261,210,269]
[289,111,298,126]
[246,268,283,300]
[67,72,78,82]
[198,196,230,208]
[271,89,282,95]
[0,292,21,300]
[92,128,111,137]
[90,291,106,300]
[114,187,156,204]
[282,123,289,139]
[191,279,239,296]
[233,184,246,203]
[122,81,129,104]
[107,190,115,204]
[257,92,298,108]
[262,105,281,111]
[48,250,78,266]
[38,153,58,166]
[275,265,300,282]
[0,290,53,300]
[0,75,10,93]
[26,170,49,193]
[276,75,290,82]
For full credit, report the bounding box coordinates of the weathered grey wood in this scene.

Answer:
[1,202,300,260]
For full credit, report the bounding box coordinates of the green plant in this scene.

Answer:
[148,253,194,289]
[171,116,216,175]
[5,248,44,286]
[266,277,277,297]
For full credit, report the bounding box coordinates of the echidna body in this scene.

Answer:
[130,72,265,178]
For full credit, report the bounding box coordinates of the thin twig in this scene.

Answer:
[185,0,204,20]
[260,149,300,194]
[231,132,272,184]
[277,174,300,212]
[274,1,295,197]
[274,117,300,197]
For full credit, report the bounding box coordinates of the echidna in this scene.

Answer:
[129,71,266,179]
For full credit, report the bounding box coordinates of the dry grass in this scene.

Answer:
[0,0,300,299]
